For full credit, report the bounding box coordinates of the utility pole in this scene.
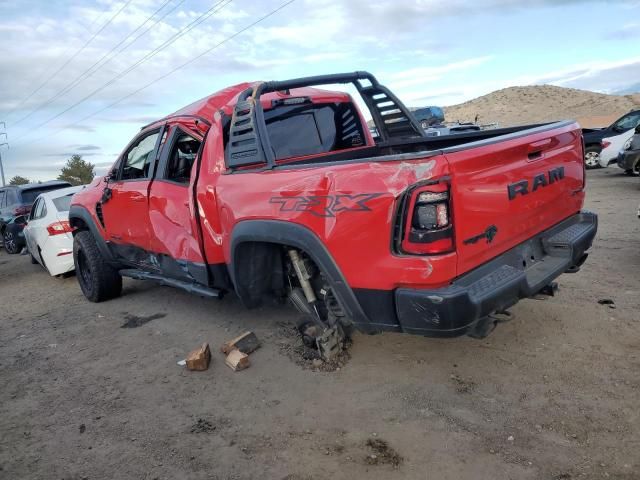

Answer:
[0,122,7,187]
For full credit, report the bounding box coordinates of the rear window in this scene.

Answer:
[21,185,70,204]
[52,193,74,212]
[264,103,366,161]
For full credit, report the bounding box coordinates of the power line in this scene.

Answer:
[10,0,183,128]
[15,0,298,148]
[7,0,134,125]
[13,0,233,141]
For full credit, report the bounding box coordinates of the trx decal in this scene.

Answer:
[269,193,383,217]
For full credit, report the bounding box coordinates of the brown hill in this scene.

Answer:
[442,85,640,128]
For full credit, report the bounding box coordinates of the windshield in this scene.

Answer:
[52,193,74,212]
[21,186,69,205]
[613,111,640,131]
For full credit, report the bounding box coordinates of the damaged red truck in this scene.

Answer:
[70,72,597,355]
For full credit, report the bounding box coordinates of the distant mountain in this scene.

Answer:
[441,84,640,128]
[613,83,640,96]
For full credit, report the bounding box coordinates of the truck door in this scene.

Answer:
[147,125,207,283]
[101,127,164,263]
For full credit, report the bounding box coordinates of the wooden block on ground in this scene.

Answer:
[225,349,250,371]
[186,343,211,371]
[221,331,260,355]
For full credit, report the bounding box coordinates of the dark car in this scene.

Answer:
[413,106,445,129]
[0,180,72,254]
[582,109,640,168]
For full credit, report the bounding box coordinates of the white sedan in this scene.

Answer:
[597,115,640,168]
[23,185,85,276]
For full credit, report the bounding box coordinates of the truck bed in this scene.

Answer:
[268,121,571,169]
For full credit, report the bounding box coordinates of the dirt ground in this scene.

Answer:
[0,169,638,480]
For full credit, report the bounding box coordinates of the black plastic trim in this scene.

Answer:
[229,220,370,326]
[68,205,116,264]
[356,211,597,337]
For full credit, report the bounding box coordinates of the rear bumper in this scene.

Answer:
[390,211,597,337]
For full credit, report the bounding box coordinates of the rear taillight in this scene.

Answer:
[46,221,73,236]
[13,205,29,216]
[401,183,454,255]
[601,140,611,149]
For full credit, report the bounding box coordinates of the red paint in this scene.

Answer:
[72,80,587,293]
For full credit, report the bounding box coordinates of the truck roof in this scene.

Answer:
[143,83,354,130]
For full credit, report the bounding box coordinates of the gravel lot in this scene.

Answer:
[0,169,638,480]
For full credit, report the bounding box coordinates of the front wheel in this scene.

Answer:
[73,231,122,302]
[584,147,602,169]
[3,230,20,254]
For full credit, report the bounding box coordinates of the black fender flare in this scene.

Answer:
[68,205,116,264]
[230,220,369,325]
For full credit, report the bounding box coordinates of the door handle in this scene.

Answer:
[527,138,553,161]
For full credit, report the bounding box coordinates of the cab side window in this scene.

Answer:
[121,130,160,180]
[0,190,6,209]
[165,131,201,184]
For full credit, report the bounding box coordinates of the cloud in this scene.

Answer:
[388,57,493,89]
[517,57,640,93]
[42,152,101,157]
[67,144,101,151]
[605,23,640,40]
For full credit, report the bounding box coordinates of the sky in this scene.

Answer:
[0,0,639,182]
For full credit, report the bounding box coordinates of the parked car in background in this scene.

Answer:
[616,125,640,175]
[413,106,445,129]
[582,109,640,168]
[23,185,85,276]
[424,122,482,137]
[0,180,72,254]
[597,125,639,168]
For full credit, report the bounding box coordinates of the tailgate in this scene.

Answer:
[445,122,585,276]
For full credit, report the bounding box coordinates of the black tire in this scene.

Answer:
[3,230,20,254]
[584,146,602,169]
[73,230,122,302]
[624,169,635,176]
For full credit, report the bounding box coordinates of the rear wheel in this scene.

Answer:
[73,231,122,302]
[3,230,19,254]
[584,146,601,169]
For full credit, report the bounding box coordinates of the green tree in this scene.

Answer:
[9,175,30,185]
[57,154,95,186]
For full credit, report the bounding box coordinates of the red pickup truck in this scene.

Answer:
[70,72,597,355]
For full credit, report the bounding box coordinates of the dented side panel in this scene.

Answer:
[201,145,457,291]
[148,181,204,263]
